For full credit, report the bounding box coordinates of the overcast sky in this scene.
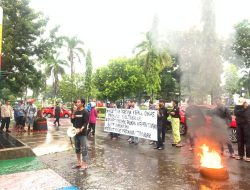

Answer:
[30,0,250,72]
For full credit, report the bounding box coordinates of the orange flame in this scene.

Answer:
[198,144,223,169]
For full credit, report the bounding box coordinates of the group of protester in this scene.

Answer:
[0,99,37,133]
[107,99,183,150]
[104,97,250,162]
[185,97,250,161]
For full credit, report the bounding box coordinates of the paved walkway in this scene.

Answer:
[0,118,77,190]
[1,119,250,189]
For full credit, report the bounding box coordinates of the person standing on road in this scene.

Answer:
[154,99,168,150]
[25,100,37,131]
[72,98,89,170]
[212,97,234,157]
[185,99,206,150]
[16,100,26,132]
[53,102,61,127]
[234,98,250,161]
[170,100,182,147]
[0,100,13,133]
[87,102,98,137]
[149,100,157,145]
[129,100,140,145]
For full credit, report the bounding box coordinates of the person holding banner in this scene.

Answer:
[129,100,140,145]
[170,100,183,147]
[72,98,89,170]
[154,99,168,150]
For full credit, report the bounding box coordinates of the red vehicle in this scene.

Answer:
[42,107,72,118]
[179,105,237,143]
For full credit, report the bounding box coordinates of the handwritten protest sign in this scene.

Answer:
[104,108,157,141]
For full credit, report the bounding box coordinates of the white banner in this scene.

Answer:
[104,108,157,141]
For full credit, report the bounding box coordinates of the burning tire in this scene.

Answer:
[229,128,237,143]
[200,167,229,180]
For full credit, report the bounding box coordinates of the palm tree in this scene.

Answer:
[134,31,172,99]
[45,54,68,97]
[63,36,85,78]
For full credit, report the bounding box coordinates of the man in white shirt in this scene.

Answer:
[0,100,13,133]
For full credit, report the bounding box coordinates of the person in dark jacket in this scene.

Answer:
[234,98,250,161]
[53,102,61,127]
[154,99,168,150]
[185,99,206,150]
[212,97,234,157]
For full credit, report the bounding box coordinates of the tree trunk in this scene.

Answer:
[70,50,74,78]
[55,75,59,98]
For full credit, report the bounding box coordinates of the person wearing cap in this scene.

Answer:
[87,102,98,137]
[234,98,250,161]
[0,100,13,133]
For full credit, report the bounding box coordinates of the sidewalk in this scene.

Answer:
[0,118,77,190]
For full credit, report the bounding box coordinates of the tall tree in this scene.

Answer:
[37,26,64,98]
[59,74,85,102]
[63,36,85,78]
[93,57,146,103]
[0,0,47,98]
[224,64,240,96]
[45,54,68,97]
[85,49,93,102]
[134,16,172,99]
[232,20,250,97]
[200,0,222,101]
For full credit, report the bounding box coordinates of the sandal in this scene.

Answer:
[235,155,243,160]
[176,143,183,147]
[230,154,235,158]
[72,164,81,169]
[244,157,250,162]
[79,164,88,170]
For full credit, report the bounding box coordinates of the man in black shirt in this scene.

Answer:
[72,98,89,170]
[154,99,168,150]
[53,102,61,127]
[234,98,250,161]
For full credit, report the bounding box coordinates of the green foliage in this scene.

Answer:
[63,36,85,77]
[0,0,47,97]
[45,53,68,97]
[224,64,240,96]
[58,74,85,102]
[233,20,250,68]
[134,16,172,98]
[232,20,250,97]
[96,107,106,118]
[93,57,146,102]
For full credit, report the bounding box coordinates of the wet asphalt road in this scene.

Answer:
[37,120,250,190]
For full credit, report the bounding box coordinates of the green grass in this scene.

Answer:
[0,157,45,175]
